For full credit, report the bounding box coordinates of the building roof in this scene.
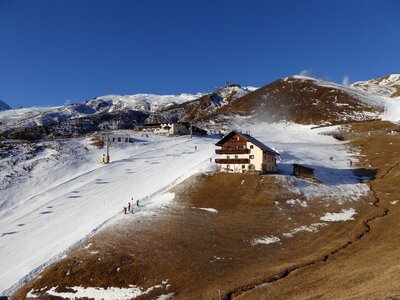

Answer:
[215,130,280,156]
[292,163,315,170]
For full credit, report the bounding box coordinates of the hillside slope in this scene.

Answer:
[352,73,400,98]
[235,121,400,299]
[148,85,256,124]
[212,76,386,125]
[0,133,216,294]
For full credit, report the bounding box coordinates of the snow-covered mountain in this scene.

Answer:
[0,100,11,111]
[0,93,203,135]
[0,86,257,138]
[352,73,400,99]
[206,75,400,126]
[1,74,400,140]
[148,85,258,124]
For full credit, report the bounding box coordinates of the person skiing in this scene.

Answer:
[195,146,197,151]
[128,202,131,211]
[123,207,127,214]
[209,157,212,163]
[136,199,140,207]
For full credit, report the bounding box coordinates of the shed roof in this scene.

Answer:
[216,130,280,156]
[292,163,315,170]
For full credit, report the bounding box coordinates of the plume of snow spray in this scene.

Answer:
[382,100,400,123]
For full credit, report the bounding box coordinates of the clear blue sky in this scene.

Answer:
[0,0,399,108]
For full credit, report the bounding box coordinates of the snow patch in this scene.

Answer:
[283,223,327,238]
[286,199,308,207]
[251,236,280,245]
[28,283,167,300]
[157,293,175,300]
[193,207,218,213]
[320,208,357,222]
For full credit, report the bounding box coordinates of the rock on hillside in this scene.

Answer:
[0,100,11,111]
[352,74,400,99]
[211,76,385,126]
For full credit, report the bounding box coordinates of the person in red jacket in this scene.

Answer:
[128,202,131,211]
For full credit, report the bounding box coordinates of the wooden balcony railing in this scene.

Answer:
[215,158,250,164]
[215,149,250,154]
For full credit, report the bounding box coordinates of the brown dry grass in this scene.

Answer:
[90,136,104,149]
[216,77,381,125]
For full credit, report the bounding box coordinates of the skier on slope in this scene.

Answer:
[137,199,140,207]
[128,202,131,211]
[123,207,127,214]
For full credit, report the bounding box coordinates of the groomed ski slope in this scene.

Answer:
[0,134,217,294]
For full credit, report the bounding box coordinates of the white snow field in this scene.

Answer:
[0,133,217,294]
[0,122,370,295]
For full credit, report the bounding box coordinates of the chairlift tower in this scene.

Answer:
[106,135,111,163]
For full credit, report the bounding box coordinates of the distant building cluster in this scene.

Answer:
[142,122,207,136]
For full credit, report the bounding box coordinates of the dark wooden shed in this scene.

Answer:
[293,164,315,178]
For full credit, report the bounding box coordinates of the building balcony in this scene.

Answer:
[215,149,250,154]
[215,158,250,164]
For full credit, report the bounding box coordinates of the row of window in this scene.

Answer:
[225,144,254,150]
[225,165,247,170]
[112,137,129,142]
[225,165,276,171]
[226,155,255,159]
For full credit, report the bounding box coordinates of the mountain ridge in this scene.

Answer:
[1,74,399,139]
[0,100,11,111]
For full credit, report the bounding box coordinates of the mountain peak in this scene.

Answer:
[0,100,11,111]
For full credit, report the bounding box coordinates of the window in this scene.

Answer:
[226,165,230,171]
[227,156,230,159]
[250,145,254,149]
[235,155,238,159]
[242,165,245,169]
[118,137,121,142]
[249,155,254,159]
[234,145,238,149]
[112,138,115,142]
[242,145,246,149]
[125,138,128,142]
